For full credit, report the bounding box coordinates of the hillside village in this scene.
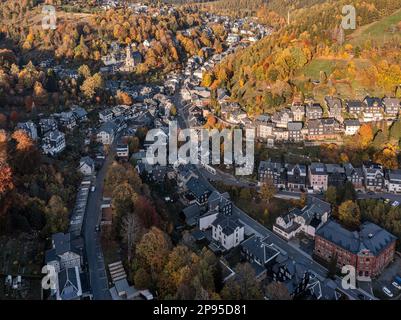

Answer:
[1,0,401,303]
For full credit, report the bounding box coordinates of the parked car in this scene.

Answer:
[383,286,393,298]
[392,281,401,290]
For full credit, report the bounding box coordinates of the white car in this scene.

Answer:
[392,282,401,290]
[383,286,394,298]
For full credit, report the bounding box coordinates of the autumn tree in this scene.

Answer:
[357,124,373,149]
[221,263,263,300]
[265,281,292,300]
[260,179,276,203]
[338,201,361,230]
[136,227,172,280]
[43,195,69,235]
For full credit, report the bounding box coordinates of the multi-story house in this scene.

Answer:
[16,121,38,141]
[273,197,331,240]
[273,127,289,141]
[97,121,117,145]
[287,122,303,142]
[99,109,114,123]
[255,115,274,140]
[271,109,293,129]
[362,96,384,122]
[271,255,311,298]
[258,160,286,188]
[186,176,211,206]
[306,103,323,120]
[308,162,328,192]
[39,118,58,135]
[291,104,305,122]
[345,100,365,116]
[42,130,66,156]
[326,164,346,189]
[45,233,82,273]
[212,214,244,251]
[385,169,401,193]
[240,235,280,280]
[199,191,232,230]
[78,156,95,176]
[307,118,340,141]
[363,163,385,191]
[315,220,397,280]
[344,119,361,136]
[72,107,88,123]
[343,163,364,190]
[116,143,129,160]
[286,164,307,191]
[59,111,77,130]
[325,96,343,122]
[383,97,400,119]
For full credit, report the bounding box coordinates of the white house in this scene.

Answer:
[97,121,117,145]
[42,130,66,156]
[344,119,361,136]
[78,156,95,176]
[45,233,82,273]
[99,109,114,123]
[212,214,244,251]
[386,170,401,193]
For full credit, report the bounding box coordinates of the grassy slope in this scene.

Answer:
[348,8,401,46]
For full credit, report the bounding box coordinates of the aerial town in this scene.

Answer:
[0,0,401,304]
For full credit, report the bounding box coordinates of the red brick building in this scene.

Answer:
[314,220,397,279]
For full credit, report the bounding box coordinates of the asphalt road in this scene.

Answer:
[83,143,117,300]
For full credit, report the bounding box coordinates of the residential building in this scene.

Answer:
[99,109,114,122]
[271,255,311,298]
[55,267,83,300]
[72,107,88,123]
[59,111,77,130]
[271,109,293,129]
[116,143,129,160]
[306,103,323,120]
[39,118,58,135]
[344,163,364,190]
[255,115,274,139]
[325,97,343,121]
[307,118,340,141]
[211,213,244,251]
[291,104,305,122]
[345,100,365,116]
[383,97,400,118]
[344,119,361,136]
[240,235,280,280]
[186,177,211,206]
[258,160,286,188]
[273,197,331,239]
[363,163,385,191]
[287,122,303,142]
[309,163,328,192]
[385,169,401,193]
[286,164,307,191]
[16,121,38,140]
[97,121,117,145]
[315,220,397,279]
[45,233,82,273]
[42,130,66,156]
[78,156,95,176]
[326,164,346,188]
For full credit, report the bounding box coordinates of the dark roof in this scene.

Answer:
[58,267,81,300]
[316,220,397,255]
[309,163,327,175]
[186,177,210,198]
[287,121,303,131]
[212,214,243,236]
[241,235,279,264]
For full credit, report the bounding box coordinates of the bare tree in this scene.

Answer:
[121,212,142,263]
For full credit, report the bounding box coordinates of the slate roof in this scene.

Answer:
[212,214,243,236]
[58,267,82,300]
[186,177,210,198]
[287,121,303,131]
[241,235,279,264]
[309,162,327,175]
[316,220,397,255]
[344,119,360,127]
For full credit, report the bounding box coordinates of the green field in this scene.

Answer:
[349,9,401,46]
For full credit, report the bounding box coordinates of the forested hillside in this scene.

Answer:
[203,0,401,116]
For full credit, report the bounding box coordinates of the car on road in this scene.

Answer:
[367,191,375,195]
[383,286,394,298]
[95,225,100,232]
[392,281,401,290]
[91,186,96,192]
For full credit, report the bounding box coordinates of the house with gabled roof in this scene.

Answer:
[56,266,83,300]
[211,213,244,251]
[45,233,82,273]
